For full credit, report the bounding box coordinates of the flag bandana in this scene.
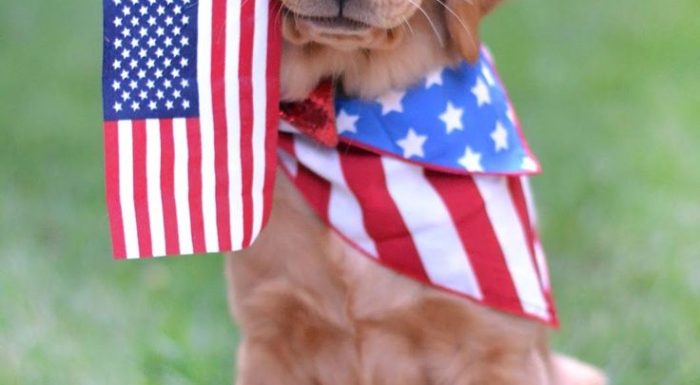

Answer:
[102,0,280,259]
[275,50,556,325]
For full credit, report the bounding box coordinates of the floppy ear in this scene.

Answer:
[445,0,501,63]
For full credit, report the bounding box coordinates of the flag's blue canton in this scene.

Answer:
[335,49,540,175]
[103,0,199,121]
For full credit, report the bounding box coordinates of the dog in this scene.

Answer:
[225,0,607,384]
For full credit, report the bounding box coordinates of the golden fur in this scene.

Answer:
[226,0,606,383]
[279,0,485,100]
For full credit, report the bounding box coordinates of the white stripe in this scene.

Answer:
[145,119,166,256]
[279,120,301,134]
[533,240,550,290]
[225,0,244,249]
[173,119,194,255]
[197,0,220,252]
[381,157,483,299]
[277,149,298,177]
[293,137,378,257]
[474,176,549,319]
[117,120,139,258]
[520,177,550,290]
[250,0,270,242]
[521,177,538,225]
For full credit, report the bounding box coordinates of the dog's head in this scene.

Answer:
[280,0,501,101]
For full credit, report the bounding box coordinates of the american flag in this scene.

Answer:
[276,49,556,324]
[102,0,280,259]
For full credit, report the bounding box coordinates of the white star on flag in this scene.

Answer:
[439,101,464,134]
[336,109,360,134]
[396,128,428,159]
[458,146,483,172]
[377,90,405,115]
[490,121,509,152]
[425,68,443,88]
[471,77,491,107]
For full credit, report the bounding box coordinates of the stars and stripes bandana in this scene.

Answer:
[102,0,280,259]
[276,49,557,325]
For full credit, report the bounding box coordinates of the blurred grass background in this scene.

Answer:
[1,0,699,384]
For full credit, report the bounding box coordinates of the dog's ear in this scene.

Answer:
[445,0,501,63]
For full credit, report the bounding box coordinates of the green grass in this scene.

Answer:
[1,0,699,384]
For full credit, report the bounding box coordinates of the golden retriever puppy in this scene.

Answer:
[226,0,607,384]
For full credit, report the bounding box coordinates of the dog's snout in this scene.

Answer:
[282,0,420,40]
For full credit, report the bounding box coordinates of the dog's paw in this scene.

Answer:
[552,354,607,385]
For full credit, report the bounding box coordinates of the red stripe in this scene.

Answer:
[131,120,152,257]
[159,119,180,255]
[277,133,295,155]
[259,0,283,243]
[507,177,557,325]
[339,148,430,282]
[294,165,332,222]
[104,121,126,259]
[279,136,330,220]
[187,118,206,253]
[425,170,523,314]
[238,0,256,247]
[211,0,232,251]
